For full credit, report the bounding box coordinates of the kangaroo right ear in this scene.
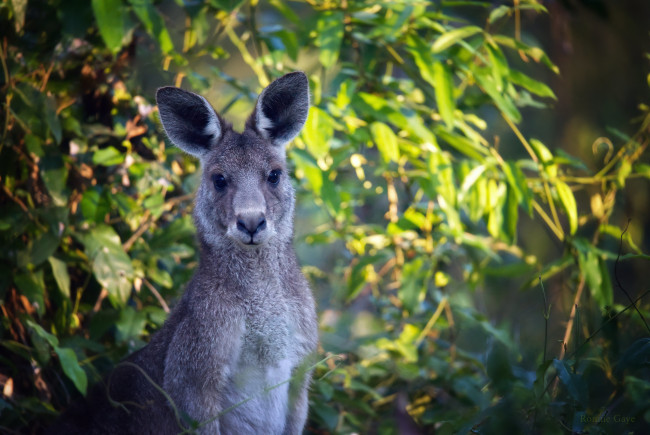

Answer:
[156,87,222,158]
[251,72,310,147]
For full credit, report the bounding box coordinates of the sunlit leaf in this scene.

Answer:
[370,122,399,163]
[315,11,344,68]
[302,107,333,159]
[433,25,482,53]
[556,181,577,235]
[509,69,556,99]
[93,146,125,166]
[433,62,456,128]
[81,225,134,307]
[473,69,521,122]
[91,0,134,53]
[128,0,174,54]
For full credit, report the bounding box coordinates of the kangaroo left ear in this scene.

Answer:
[249,72,310,147]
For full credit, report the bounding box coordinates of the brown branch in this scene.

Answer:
[142,278,170,313]
[123,210,152,252]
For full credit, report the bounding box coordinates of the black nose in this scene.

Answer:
[236,215,267,237]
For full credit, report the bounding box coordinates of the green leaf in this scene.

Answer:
[635,163,650,178]
[556,181,577,235]
[80,188,111,222]
[370,122,399,163]
[406,34,437,87]
[493,35,559,74]
[504,184,518,242]
[486,43,509,92]
[115,306,147,342]
[433,62,456,128]
[128,0,174,54]
[268,0,300,25]
[209,0,245,12]
[28,231,60,267]
[26,319,59,348]
[488,5,511,24]
[598,257,614,307]
[81,225,134,307]
[315,11,344,68]
[301,107,332,159]
[509,69,556,99]
[502,161,532,215]
[40,152,68,207]
[473,69,521,122]
[398,258,425,314]
[290,149,322,195]
[529,138,557,177]
[433,25,482,53]
[49,256,71,299]
[54,347,87,395]
[91,0,134,54]
[574,239,610,306]
[93,146,125,166]
[553,359,586,403]
[617,159,632,188]
[436,128,487,161]
[44,95,62,144]
[10,0,28,32]
[14,271,46,316]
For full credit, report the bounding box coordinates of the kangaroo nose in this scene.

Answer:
[236,214,267,236]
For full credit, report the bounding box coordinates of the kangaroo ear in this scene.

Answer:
[156,87,222,158]
[251,72,310,147]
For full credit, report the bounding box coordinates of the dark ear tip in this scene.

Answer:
[276,71,308,88]
[155,86,180,102]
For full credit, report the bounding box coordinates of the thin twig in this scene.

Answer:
[123,210,151,252]
[92,288,108,313]
[615,219,650,333]
[539,276,550,363]
[142,278,170,313]
[557,276,586,362]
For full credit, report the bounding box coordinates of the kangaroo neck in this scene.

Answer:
[196,238,287,289]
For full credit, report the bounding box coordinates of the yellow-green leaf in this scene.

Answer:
[556,181,577,235]
[370,122,399,163]
[315,11,344,68]
[509,70,556,99]
[433,62,456,128]
[302,107,333,159]
[433,26,483,53]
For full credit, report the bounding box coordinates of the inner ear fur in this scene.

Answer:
[247,72,310,147]
[156,87,223,158]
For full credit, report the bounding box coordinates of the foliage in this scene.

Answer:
[1,0,650,434]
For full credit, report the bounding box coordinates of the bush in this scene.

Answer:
[1,0,649,433]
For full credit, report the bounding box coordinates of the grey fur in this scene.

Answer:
[47,72,317,435]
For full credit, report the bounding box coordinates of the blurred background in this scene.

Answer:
[1,0,650,433]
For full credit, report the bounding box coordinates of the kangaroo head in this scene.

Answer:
[156,72,310,249]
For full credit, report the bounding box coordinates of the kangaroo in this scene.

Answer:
[47,72,318,434]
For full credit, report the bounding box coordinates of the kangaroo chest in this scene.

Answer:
[220,290,298,433]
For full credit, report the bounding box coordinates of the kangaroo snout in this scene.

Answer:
[236,213,267,237]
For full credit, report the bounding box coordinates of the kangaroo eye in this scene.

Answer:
[212,173,227,190]
[267,169,282,185]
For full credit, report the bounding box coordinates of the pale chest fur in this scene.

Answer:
[219,283,308,433]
